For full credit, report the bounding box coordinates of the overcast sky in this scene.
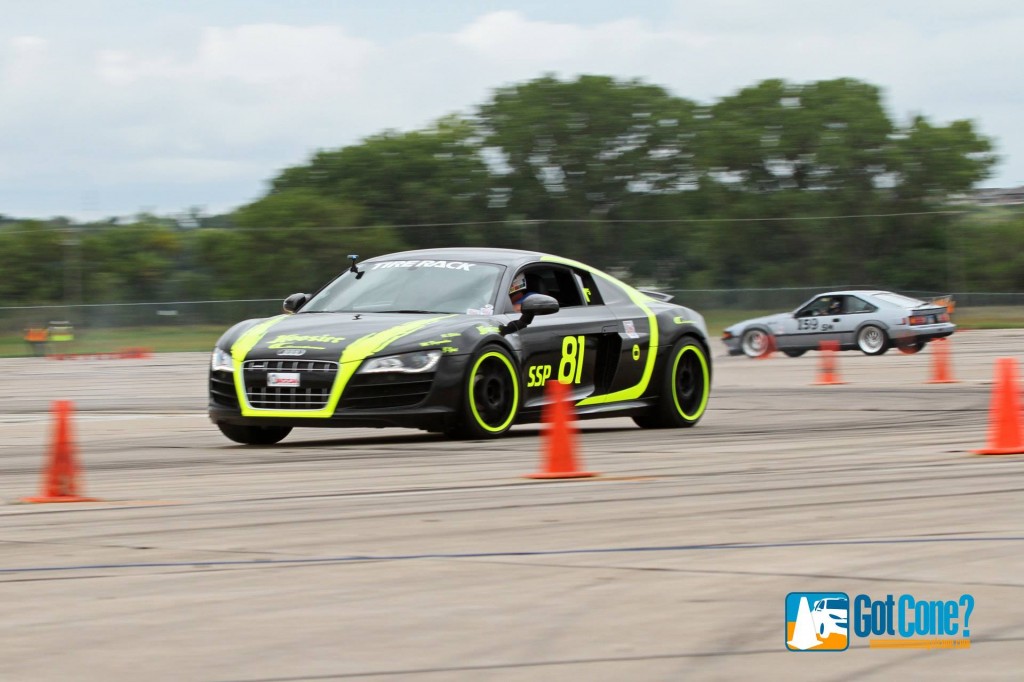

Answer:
[2,0,1021,220]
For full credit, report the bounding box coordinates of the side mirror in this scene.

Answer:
[499,294,559,335]
[521,294,559,316]
[283,293,310,314]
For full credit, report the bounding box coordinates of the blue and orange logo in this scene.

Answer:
[786,592,849,651]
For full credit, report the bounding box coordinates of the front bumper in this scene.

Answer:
[721,333,742,356]
[209,355,470,431]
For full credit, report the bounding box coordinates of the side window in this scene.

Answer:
[574,269,604,306]
[517,265,586,308]
[797,297,831,317]
[592,275,630,305]
[845,296,877,314]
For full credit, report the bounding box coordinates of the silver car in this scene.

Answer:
[722,290,955,358]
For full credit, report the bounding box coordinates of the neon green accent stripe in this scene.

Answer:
[237,316,453,418]
[673,345,709,421]
[540,255,658,406]
[468,351,519,432]
[230,316,289,408]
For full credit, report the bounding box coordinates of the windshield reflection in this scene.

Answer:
[302,260,503,314]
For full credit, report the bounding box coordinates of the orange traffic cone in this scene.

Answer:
[22,400,98,503]
[813,340,846,385]
[926,338,958,384]
[526,380,597,479]
[974,358,1024,455]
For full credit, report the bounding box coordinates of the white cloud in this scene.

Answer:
[0,3,1022,219]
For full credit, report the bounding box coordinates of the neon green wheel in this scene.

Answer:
[447,346,520,439]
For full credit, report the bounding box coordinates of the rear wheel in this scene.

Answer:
[741,328,772,358]
[634,337,711,429]
[897,340,925,354]
[446,345,520,439]
[217,422,292,445]
[856,325,889,356]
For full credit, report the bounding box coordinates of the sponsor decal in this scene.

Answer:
[267,372,301,387]
[786,591,974,651]
[371,260,475,271]
[476,324,500,335]
[266,334,345,350]
[623,320,639,339]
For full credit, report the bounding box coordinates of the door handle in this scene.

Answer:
[603,325,618,333]
[832,318,840,322]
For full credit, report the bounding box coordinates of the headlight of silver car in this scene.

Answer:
[211,347,234,372]
[357,349,442,374]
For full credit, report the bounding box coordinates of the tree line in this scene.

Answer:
[1,74,1020,307]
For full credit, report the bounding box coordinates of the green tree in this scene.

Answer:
[270,116,491,248]
[194,190,406,299]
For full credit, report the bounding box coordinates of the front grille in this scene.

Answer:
[242,359,338,410]
[338,372,435,410]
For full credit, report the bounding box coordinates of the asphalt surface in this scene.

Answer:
[2,330,1023,681]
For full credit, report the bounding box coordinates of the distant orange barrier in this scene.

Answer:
[47,347,153,361]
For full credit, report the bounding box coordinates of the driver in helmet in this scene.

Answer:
[508,273,536,312]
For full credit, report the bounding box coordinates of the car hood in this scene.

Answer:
[221,312,489,363]
[726,312,791,333]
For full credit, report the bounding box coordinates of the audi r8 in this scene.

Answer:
[209,248,712,444]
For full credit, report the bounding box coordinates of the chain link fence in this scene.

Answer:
[2,288,1022,336]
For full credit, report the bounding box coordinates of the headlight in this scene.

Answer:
[211,347,234,372]
[357,350,441,374]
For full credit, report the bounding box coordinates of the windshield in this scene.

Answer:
[301,260,504,314]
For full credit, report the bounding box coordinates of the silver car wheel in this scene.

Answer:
[857,325,887,355]
[741,329,771,357]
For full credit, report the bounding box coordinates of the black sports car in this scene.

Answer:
[208,248,712,444]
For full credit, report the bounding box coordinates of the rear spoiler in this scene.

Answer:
[639,289,674,302]
[929,295,955,314]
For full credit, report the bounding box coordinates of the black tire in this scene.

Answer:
[856,324,889,356]
[217,422,292,445]
[897,340,925,354]
[446,345,520,439]
[633,337,711,429]
[782,349,807,358]
[740,328,773,358]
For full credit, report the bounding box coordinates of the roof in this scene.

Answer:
[363,247,557,268]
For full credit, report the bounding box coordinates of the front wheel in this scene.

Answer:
[217,422,292,445]
[856,325,889,356]
[741,328,773,358]
[446,346,520,439]
[634,337,711,429]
